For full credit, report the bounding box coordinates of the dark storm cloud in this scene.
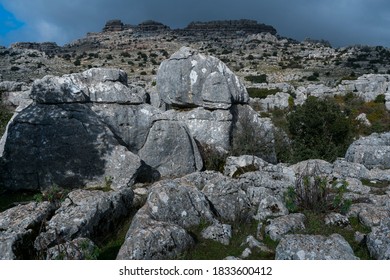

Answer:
[1,0,390,47]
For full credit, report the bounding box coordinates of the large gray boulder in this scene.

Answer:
[31,68,147,105]
[117,179,216,259]
[116,208,194,260]
[91,103,160,153]
[34,188,133,252]
[201,176,251,222]
[0,202,55,259]
[345,132,390,170]
[139,116,203,178]
[275,234,359,260]
[176,107,233,153]
[157,46,249,109]
[0,103,141,190]
[143,180,216,228]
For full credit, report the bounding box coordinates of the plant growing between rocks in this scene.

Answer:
[284,163,352,214]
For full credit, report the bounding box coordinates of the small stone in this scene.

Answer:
[325,212,350,227]
[354,231,366,244]
[241,248,252,259]
[201,223,232,245]
[265,213,305,241]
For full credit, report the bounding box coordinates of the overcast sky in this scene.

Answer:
[1,0,390,48]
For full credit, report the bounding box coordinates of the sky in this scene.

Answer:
[0,0,390,48]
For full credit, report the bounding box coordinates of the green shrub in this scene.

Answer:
[247,88,279,99]
[374,94,386,104]
[287,96,353,163]
[244,74,267,83]
[284,163,351,214]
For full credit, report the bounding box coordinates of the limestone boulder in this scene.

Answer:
[157,46,248,109]
[338,74,390,102]
[31,68,147,105]
[345,132,390,170]
[0,103,141,191]
[138,116,203,178]
[0,81,32,111]
[176,107,233,153]
[201,223,232,245]
[275,234,359,260]
[116,208,194,260]
[91,103,160,153]
[265,213,306,241]
[0,202,55,259]
[34,188,133,252]
[144,180,216,228]
[116,179,217,260]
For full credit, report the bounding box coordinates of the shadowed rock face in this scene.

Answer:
[0,67,207,191]
[0,68,146,191]
[0,103,141,190]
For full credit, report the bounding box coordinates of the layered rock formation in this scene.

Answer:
[102,19,125,32]
[156,47,276,160]
[185,19,277,35]
[10,42,61,56]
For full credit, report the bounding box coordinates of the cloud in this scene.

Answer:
[1,0,390,47]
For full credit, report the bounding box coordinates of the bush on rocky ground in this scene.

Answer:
[287,96,354,163]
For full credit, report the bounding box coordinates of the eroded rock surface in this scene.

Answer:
[0,202,55,259]
[275,234,359,260]
[34,188,133,252]
[157,46,248,109]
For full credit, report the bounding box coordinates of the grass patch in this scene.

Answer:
[361,179,389,195]
[180,220,275,260]
[97,213,134,260]
[295,211,372,259]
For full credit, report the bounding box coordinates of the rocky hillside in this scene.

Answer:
[0,20,389,260]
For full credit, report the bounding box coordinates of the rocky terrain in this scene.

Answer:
[0,19,389,260]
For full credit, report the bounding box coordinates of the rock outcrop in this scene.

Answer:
[0,202,55,259]
[34,188,133,252]
[345,132,390,169]
[0,67,206,191]
[275,234,359,260]
[10,42,61,56]
[157,46,248,109]
[185,20,277,35]
[156,47,276,159]
[102,19,125,32]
